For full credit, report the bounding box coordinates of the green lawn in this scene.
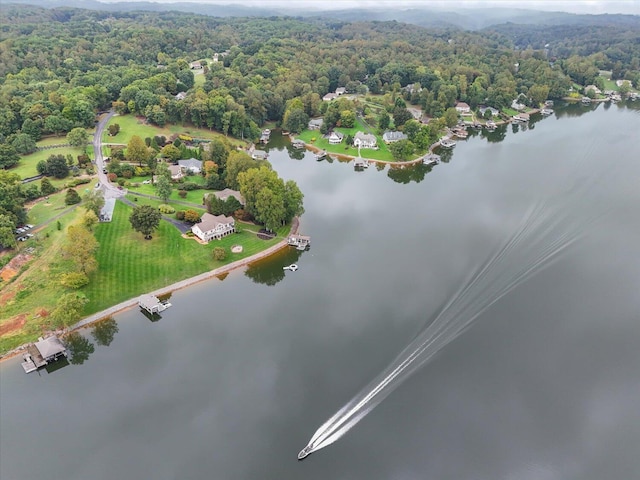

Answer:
[126,175,209,205]
[296,118,396,161]
[501,107,519,117]
[82,200,290,313]
[10,146,87,179]
[125,193,207,214]
[104,114,246,147]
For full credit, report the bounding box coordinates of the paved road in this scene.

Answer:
[93,110,126,200]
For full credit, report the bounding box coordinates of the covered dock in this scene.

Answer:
[287,234,311,250]
[139,294,172,314]
[21,336,68,373]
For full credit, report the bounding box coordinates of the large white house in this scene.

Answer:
[353,132,377,149]
[328,131,344,144]
[382,131,408,143]
[192,213,235,242]
[455,102,471,114]
[178,158,202,174]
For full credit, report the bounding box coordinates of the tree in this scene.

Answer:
[11,133,37,155]
[129,204,162,239]
[160,144,181,162]
[44,115,73,136]
[378,111,391,132]
[107,123,120,136]
[126,135,149,166]
[51,293,89,328]
[238,165,283,219]
[0,144,19,169]
[60,272,90,289]
[91,317,119,347]
[339,110,356,128]
[224,151,263,190]
[155,175,172,203]
[392,107,413,128]
[65,188,81,205]
[63,224,98,275]
[66,127,89,150]
[255,187,285,232]
[282,108,309,134]
[83,209,99,231]
[528,84,550,106]
[83,189,105,217]
[45,154,69,178]
[443,107,459,128]
[0,214,17,249]
[183,209,201,223]
[213,247,227,261]
[222,195,242,216]
[40,176,57,196]
[389,139,416,160]
[283,180,304,223]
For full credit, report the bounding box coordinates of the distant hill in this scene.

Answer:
[6,0,640,30]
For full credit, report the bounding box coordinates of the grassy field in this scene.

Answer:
[10,146,87,179]
[104,114,246,147]
[296,118,396,161]
[82,200,289,313]
[126,175,210,205]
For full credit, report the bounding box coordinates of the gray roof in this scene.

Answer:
[308,118,324,127]
[197,213,234,232]
[355,132,377,143]
[34,336,66,359]
[178,158,202,169]
[214,188,245,205]
[382,131,407,142]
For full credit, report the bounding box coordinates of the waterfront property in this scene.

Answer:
[21,336,67,373]
[382,131,408,143]
[455,102,471,114]
[354,132,377,149]
[292,139,306,149]
[328,131,344,144]
[178,158,202,174]
[192,213,235,242]
[288,233,311,250]
[513,112,530,122]
[203,188,245,206]
[439,138,457,148]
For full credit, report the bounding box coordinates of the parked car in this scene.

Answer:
[25,224,33,229]
[95,182,101,189]
[26,233,34,238]
[17,236,28,242]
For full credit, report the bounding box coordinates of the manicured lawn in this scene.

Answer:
[296,118,396,161]
[83,200,290,313]
[126,175,209,205]
[10,146,86,179]
[501,107,519,117]
[104,114,246,147]
[126,193,207,214]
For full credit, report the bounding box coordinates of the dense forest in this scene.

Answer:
[1,5,639,146]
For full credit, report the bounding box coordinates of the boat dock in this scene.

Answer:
[21,335,68,373]
[288,234,311,250]
[139,294,172,314]
[423,153,441,166]
[353,157,369,168]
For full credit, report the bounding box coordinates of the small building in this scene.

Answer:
[511,99,526,111]
[308,118,324,130]
[189,61,202,70]
[192,213,235,242]
[175,92,187,101]
[335,87,346,96]
[382,131,408,143]
[403,83,422,95]
[323,93,337,102]
[455,102,471,114]
[328,131,344,144]
[139,294,171,314]
[178,158,202,174]
[22,336,68,373]
[288,234,311,250]
[478,106,500,117]
[513,112,530,122]
[168,165,183,180]
[353,132,377,149]
[353,157,369,169]
[292,139,306,149]
[423,154,441,166]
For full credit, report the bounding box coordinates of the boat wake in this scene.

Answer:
[299,173,605,458]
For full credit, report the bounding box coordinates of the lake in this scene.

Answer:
[2,100,640,480]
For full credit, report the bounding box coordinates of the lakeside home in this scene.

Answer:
[191,213,235,242]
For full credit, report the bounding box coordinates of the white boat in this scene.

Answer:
[298,445,312,460]
[540,108,554,115]
[439,138,456,148]
[283,264,299,272]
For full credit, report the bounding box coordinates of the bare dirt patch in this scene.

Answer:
[0,254,32,282]
[0,314,27,336]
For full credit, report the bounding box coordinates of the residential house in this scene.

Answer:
[584,85,601,95]
[203,188,245,206]
[455,102,471,114]
[178,158,202,174]
[328,131,344,144]
[192,213,235,242]
[308,118,324,130]
[189,61,202,70]
[353,132,377,149]
[175,92,187,100]
[382,131,408,143]
[511,99,526,111]
[403,83,422,95]
[168,165,184,180]
[323,93,338,102]
[616,79,632,88]
[335,87,346,96]
[478,106,500,117]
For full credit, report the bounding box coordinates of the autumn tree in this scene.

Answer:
[126,135,149,166]
[129,204,162,239]
[62,224,99,275]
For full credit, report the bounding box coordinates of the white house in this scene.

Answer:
[328,131,344,144]
[382,131,408,143]
[192,213,235,242]
[353,132,377,149]
[323,93,337,102]
[584,85,602,95]
[455,102,471,114]
[511,99,526,111]
[168,165,183,180]
[175,92,187,100]
[308,118,324,130]
[478,106,500,117]
[335,87,346,96]
[178,158,202,174]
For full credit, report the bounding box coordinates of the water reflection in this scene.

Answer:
[64,331,95,365]
[244,246,304,286]
[386,163,434,184]
[91,317,119,347]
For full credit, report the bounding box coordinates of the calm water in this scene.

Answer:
[2,102,640,480]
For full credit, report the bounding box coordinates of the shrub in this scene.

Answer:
[107,173,117,182]
[158,204,175,214]
[117,178,126,186]
[176,210,185,220]
[213,247,227,261]
[65,188,81,205]
[181,182,200,191]
[178,190,187,198]
[60,272,89,289]
[184,209,201,223]
[64,178,90,188]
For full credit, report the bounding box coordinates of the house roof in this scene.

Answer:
[178,158,202,169]
[196,213,234,233]
[323,93,337,101]
[308,118,324,127]
[329,131,344,139]
[335,87,346,94]
[355,132,376,143]
[168,165,182,176]
[382,131,407,142]
[214,188,245,205]
[34,336,66,359]
[456,102,470,109]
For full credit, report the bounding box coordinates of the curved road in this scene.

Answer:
[93,110,126,200]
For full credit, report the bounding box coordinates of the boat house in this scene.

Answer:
[288,234,311,250]
[138,294,171,314]
[21,336,68,373]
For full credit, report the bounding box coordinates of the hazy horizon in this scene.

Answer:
[95,0,640,15]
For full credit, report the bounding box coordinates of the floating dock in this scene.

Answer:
[139,294,172,314]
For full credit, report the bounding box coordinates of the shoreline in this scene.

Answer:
[0,217,300,363]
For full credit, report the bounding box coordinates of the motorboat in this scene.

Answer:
[439,138,456,148]
[298,445,313,460]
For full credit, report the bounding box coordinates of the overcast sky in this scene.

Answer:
[100,0,640,15]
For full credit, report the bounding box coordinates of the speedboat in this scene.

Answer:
[298,445,312,460]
